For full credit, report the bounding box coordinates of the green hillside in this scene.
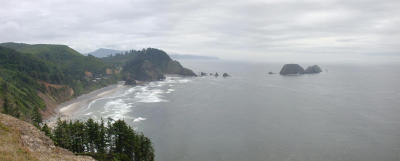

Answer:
[0,43,119,125]
[0,46,52,125]
[0,42,119,95]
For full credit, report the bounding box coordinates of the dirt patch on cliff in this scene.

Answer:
[37,81,74,120]
[0,113,95,161]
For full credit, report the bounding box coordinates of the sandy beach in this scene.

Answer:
[45,82,128,126]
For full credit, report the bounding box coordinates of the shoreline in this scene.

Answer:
[44,80,152,126]
[44,81,128,125]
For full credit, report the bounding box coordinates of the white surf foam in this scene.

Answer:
[136,87,167,103]
[103,98,132,120]
[133,117,147,123]
[166,88,175,94]
[178,79,191,83]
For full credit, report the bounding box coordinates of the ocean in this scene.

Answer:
[68,60,400,161]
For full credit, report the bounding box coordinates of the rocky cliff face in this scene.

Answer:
[37,81,75,120]
[0,113,95,161]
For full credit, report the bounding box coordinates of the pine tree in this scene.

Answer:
[41,123,52,138]
[96,119,107,154]
[31,106,42,127]
[85,118,99,153]
[2,97,9,114]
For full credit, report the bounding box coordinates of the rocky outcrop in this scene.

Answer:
[165,60,196,76]
[215,72,219,77]
[222,73,230,77]
[0,113,95,161]
[304,65,322,74]
[125,79,137,85]
[279,64,305,75]
[280,64,322,75]
[268,72,275,75]
[200,72,207,76]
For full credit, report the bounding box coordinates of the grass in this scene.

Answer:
[0,122,38,161]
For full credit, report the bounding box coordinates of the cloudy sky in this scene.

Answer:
[0,0,399,62]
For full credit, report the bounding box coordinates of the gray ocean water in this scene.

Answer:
[72,60,400,161]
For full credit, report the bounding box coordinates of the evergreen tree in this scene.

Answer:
[2,97,9,114]
[31,106,42,127]
[48,118,154,161]
[41,123,52,138]
[96,119,107,154]
[85,118,99,153]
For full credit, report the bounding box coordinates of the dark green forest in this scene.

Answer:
[42,118,154,161]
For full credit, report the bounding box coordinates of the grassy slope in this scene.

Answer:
[0,121,38,161]
[0,113,95,161]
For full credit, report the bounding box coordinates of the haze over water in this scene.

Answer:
[71,60,400,161]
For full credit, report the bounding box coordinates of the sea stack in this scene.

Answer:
[304,65,322,74]
[222,73,230,77]
[279,64,305,75]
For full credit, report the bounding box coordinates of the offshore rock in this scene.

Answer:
[279,64,305,75]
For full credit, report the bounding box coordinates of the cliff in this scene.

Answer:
[0,113,95,161]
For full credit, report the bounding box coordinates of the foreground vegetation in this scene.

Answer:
[42,118,154,161]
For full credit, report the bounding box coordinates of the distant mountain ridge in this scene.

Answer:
[88,47,219,60]
[87,48,123,58]
[170,54,219,60]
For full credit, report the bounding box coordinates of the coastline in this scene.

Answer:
[44,81,128,126]
[44,80,151,126]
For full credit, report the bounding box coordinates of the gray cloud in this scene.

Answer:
[0,0,399,62]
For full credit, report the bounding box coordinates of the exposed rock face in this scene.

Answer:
[304,65,322,74]
[165,60,196,76]
[280,64,305,75]
[0,113,95,161]
[125,79,137,85]
[37,81,75,120]
[222,73,230,77]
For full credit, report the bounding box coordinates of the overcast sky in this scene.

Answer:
[0,0,399,62]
